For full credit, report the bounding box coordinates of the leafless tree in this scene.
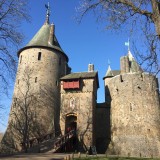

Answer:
[1,67,44,153]
[39,85,60,136]
[0,0,30,98]
[77,0,160,74]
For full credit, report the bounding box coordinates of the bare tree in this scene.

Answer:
[0,0,30,97]
[77,0,160,74]
[1,67,44,153]
[10,97,40,153]
[39,85,60,136]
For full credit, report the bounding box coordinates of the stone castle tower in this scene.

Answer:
[1,4,160,158]
[2,6,70,151]
[104,50,160,157]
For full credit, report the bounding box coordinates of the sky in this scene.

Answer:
[0,0,130,132]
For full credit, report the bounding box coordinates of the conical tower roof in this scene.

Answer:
[26,23,64,53]
[105,65,113,77]
[103,65,120,79]
[18,5,68,61]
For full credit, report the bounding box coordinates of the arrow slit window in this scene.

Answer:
[38,52,42,60]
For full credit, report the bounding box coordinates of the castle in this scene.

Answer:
[1,5,160,158]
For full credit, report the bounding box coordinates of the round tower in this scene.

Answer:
[106,52,160,158]
[2,5,70,151]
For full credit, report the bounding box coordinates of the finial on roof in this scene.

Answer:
[45,2,51,24]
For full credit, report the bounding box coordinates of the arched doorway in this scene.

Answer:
[64,113,77,152]
[65,113,77,133]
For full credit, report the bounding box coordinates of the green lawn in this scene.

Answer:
[73,156,160,160]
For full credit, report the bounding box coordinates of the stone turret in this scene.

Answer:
[106,51,160,158]
[1,6,70,152]
[120,50,142,74]
[103,65,120,103]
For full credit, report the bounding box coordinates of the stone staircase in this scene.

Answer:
[26,130,76,153]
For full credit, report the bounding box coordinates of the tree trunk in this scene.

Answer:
[151,0,160,38]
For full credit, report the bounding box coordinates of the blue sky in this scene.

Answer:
[0,0,130,132]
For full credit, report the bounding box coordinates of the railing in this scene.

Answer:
[20,131,60,150]
[53,130,75,152]
[20,130,76,152]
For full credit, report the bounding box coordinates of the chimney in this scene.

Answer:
[88,63,94,72]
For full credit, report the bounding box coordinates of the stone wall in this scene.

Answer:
[107,72,160,158]
[96,103,110,153]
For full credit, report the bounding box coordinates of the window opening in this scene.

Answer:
[35,77,37,83]
[56,80,58,86]
[130,103,132,111]
[38,52,42,60]
[120,75,123,82]
[20,55,22,63]
[59,57,61,65]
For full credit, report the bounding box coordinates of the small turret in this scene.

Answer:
[120,50,142,74]
[103,64,120,103]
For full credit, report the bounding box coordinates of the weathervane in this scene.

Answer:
[45,2,51,24]
[125,38,130,51]
[108,59,111,66]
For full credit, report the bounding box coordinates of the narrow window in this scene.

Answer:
[17,79,19,84]
[120,75,123,82]
[56,80,58,86]
[20,55,22,63]
[141,74,144,81]
[59,58,61,65]
[35,77,37,83]
[130,103,132,111]
[38,52,41,60]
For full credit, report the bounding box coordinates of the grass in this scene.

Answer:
[73,156,160,160]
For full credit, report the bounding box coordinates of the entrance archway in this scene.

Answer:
[65,113,77,133]
[63,113,77,152]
